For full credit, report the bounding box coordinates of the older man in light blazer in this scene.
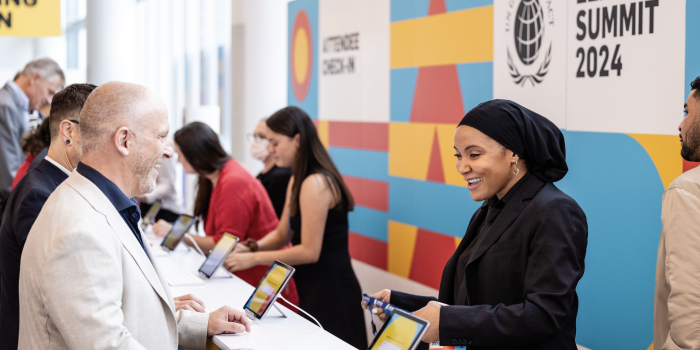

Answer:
[18,82,251,350]
[655,76,700,350]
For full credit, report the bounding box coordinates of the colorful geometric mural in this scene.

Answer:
[289,0,700,349]
[288,0,319,119]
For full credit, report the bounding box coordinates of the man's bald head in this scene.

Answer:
[79,81,167,156]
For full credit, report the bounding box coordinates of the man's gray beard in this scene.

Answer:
[132,152,157,196]
[682,117,700,162]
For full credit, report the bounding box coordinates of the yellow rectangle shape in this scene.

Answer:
[391,6,493,68]
[0,0,61,37]
[388,220,418,279]
[389,123,434,180]
[317,120,329,148]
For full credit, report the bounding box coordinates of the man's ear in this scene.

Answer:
[114,127,131,156]
[30,72,41,85]
[59,120,72,143]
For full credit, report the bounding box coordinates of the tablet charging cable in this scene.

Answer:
[277,295,323,330]
[185,233,206,257]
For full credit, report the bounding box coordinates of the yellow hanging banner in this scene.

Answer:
[0,0,60,37]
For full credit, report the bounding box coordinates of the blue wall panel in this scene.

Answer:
[391,0,431,22]
[388,176,480,237]
[457,62,493,113]
[329,147,390,182]
[564,132,663,350]
[391,68,419,122]
[445,0,493,13]
[349,206,390,241]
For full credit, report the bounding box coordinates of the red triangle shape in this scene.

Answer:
[409,229,455,289]
[426,128,445,183]
[428,0,447,15]
[410,65,464,124]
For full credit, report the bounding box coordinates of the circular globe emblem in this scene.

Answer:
[514,0,544,66]
[290,10,313,102]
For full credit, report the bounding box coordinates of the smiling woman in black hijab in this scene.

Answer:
[364,100,588,350]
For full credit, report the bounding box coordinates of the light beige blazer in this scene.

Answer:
[18,171,209,350]
[655,165,700,350]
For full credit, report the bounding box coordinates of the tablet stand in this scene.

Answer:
[211,266,235,279]
[273,303,287,318]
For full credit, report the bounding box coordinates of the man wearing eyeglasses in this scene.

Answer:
[0,83,94,350]
[0,58,64,218]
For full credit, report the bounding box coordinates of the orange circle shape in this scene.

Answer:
[291,10,312,102]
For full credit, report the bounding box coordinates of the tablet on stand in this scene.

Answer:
[140,199,162,231]
[243,260,295,321]
[160,214,195,252]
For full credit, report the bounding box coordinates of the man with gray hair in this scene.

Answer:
[18,82,250,349]
[0,57,64,216]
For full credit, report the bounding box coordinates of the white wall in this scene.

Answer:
[231,0,292,176]
[0,37,34,83]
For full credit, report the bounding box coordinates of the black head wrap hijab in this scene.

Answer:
[458,99,567,182]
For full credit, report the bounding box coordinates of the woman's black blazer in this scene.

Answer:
[392,175,588,350]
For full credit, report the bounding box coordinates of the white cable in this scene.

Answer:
[185,233,206,257]
[277,295,323,330]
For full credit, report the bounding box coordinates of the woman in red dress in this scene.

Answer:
[153,122,299,307]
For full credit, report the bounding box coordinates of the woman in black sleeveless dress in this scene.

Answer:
[224,106,367,349]
[289,201,366,348]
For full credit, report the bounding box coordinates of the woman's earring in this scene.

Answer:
[513,160,519,176]
[66,139,71,145]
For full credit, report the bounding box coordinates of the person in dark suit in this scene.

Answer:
[26,147,49,174]
[0,83,95,350]
[0,58,64,215]
[365,100,588,350]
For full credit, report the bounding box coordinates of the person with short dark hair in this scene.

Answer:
[655,76,700,349]
[222,107,368,349]
[0,83,95,350]
[0,58,64,215]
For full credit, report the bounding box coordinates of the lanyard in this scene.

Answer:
[363,293,410,336]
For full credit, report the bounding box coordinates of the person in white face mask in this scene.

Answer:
[249,119,292,219]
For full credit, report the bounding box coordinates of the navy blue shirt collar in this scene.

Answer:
[77,162,135,212]
[77,162,149,260]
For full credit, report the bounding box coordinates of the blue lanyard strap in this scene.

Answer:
[363,293,411,336]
